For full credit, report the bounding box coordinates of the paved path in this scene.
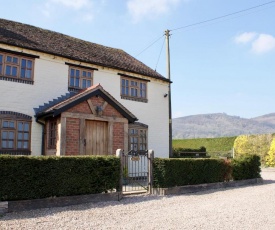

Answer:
[1,168,275,229]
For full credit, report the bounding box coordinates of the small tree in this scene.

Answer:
[266,138,275,167]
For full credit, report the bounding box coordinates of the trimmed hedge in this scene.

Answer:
[172,146,207,158]
[231,155,261,180]
[153,158,231,188]
[0,155,120,201]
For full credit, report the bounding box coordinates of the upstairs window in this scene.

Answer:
[121,77,148,102]
[0,52,34,82]
[69,66,93,90]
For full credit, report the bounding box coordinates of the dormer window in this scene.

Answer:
[68,66,93,91]
[120,76,148,103]
[0,51,34,84]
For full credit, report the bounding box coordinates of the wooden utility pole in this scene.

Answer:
[165,29,172,158]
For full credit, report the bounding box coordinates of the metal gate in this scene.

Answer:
[116,149,154,194]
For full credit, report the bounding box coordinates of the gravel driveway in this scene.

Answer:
[1,168,275,230]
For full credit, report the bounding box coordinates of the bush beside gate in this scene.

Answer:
[0,155,120,201]
[153,155,261,188]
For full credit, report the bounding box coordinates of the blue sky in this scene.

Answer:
[2,0,275,119]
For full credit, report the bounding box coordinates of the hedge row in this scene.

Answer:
[172,146,207,158]
[231,155,261,180]
[0,155,120,201]
[153,158,230,188]
[153,155,261,188]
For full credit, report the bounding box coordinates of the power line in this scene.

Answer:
[155,36,165,71]
[135,34,164,57]
[171,1,275,31]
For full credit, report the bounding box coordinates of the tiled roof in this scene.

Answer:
[35,84,138,123]
[0,18,167,81]
[33,91,77,114]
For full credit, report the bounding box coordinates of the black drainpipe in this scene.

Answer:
[36,118,45,156]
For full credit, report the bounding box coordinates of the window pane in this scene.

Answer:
[26,70,31,78]
[70,69,75,77]
[70,77,74,86]
[5,65,11,75]
[13,57,18,63]
[27,60,32,68]
[8,141,14,148]
[20,69,26,78]
[87,80,91,87]
[18,133,23,140]
[18,122,23,131]
[3,121,9,128]
[7,56,12,62]
[83,71,86,77]
[2,141,7,148]
[24,123,29,131]
[0,55,2,74]
[75,78,79,87]
[10,121,15,128]
[87,72,92,78]
[23,141,28,149]
[12,67,17,76]
[76,70,80,77]
[9,131,14,139]
[17,141,22,148]
[21,59,26,67]
[24,133,29,140]
[82,79,86,88]
[2,131,7,138]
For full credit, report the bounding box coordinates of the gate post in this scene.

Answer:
[148,149,154,194]
[116,149,123,194]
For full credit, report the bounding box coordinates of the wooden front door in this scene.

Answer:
[85,120,108,155]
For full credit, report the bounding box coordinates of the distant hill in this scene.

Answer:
[172,113,275,139]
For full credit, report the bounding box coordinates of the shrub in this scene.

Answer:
[0,155,120,201]
[233,134,273,165]
[172,146,207,158]
[153,158,230,188]
[266,138,275,167]
[231,155,261,180]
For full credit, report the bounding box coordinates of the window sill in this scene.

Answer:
[121,95,148,103]
[0,76,34,85]
[0,149,31,155]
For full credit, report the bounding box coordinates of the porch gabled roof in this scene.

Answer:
[35,84,138,123]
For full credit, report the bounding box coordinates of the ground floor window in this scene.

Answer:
[48,120,57,149]
[0,111,32,155]
[128,123,148,152]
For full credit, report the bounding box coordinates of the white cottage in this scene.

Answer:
[0,19,170,158]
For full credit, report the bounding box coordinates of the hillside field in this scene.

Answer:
[173,136,237,152]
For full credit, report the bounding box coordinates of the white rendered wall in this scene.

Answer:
[1,46,169,158]
[1,53,68,155]
[94,70,169,158]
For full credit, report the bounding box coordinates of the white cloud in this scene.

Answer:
[252,34,275,54]
[50,0,91,10]
[234,32,275,54]
[127,0,181,23]
[234,32,257,44]
[42,0,94,22]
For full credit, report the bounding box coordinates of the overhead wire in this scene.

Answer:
[135,0,275,71]
[170,0,275,32]
[135,34,164,57]
[155,36,165,71]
